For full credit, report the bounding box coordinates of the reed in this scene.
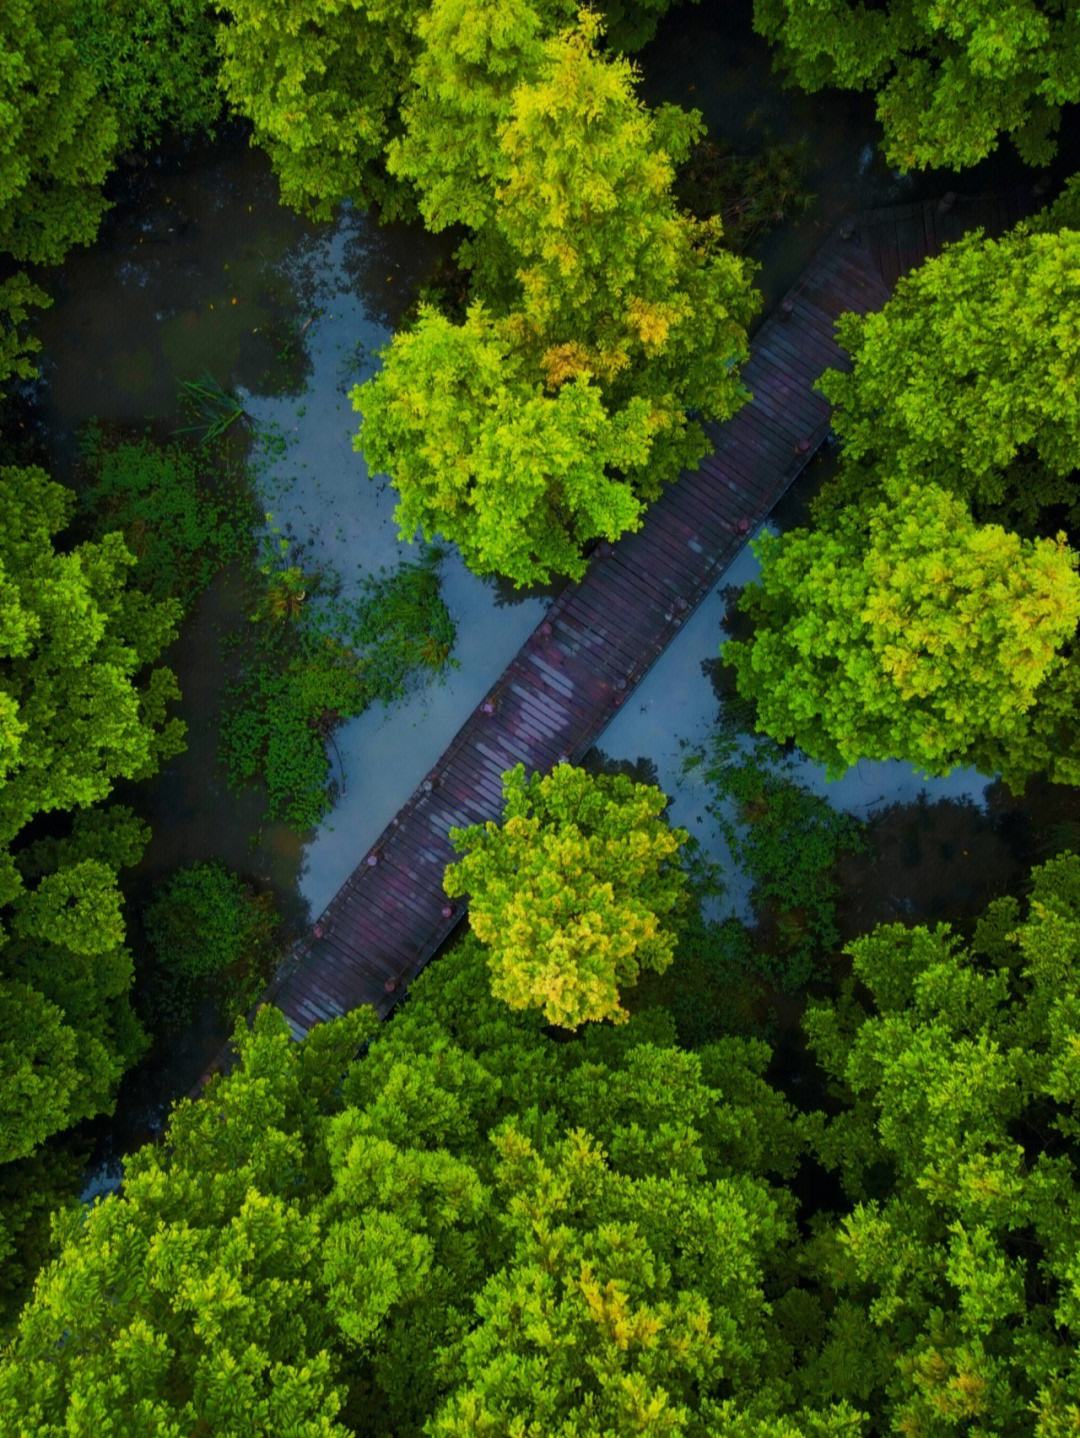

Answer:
[175,372,252,443]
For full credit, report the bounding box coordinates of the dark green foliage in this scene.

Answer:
[634,905,772,1047]
[672,136,814,251]
[142,859,284,1030]
[0,275,51,402]
[70,0,223,152]
[220,547,458,830]
[690,725,865,990]
[78,428,256,611]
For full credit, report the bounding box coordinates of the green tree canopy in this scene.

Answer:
[386,0,575,234]
[353,302,657,586]
[0,932,806,1434]
[356,12,757,586]
[486,15,755,473]
[722,478,1080,786]
[429,1118,793,1438]
[0,0,118,266]
[0,464,184,1165]
[815,226,1080,537]
[444,763,690,1026]
[0,1004,379,1437]
[71,0,223,152]
[752,0,1080,171]
[797,851,1080,1438]
[0,274,51,402]
[213,0,428,222]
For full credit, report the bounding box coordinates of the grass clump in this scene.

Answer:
[175,372,252,444]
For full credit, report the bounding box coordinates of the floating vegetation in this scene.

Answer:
[220,541,459,830]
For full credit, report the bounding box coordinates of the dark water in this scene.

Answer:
[25,11,1072,1196]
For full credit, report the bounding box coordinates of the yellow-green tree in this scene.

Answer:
[386,0,575,234]
[443,763,690,1027]
[353,303,656,587]
[356,11,757,586]
[814,226,1080,537]
[722,478,1080,787]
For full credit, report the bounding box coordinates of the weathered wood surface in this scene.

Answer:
[192,187,1038,1090]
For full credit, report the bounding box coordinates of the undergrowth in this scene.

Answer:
[683,722,865,991]
[78,423,256,610]
[220,537,458,830]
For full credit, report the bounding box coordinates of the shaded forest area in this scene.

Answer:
[2,0,1080,1434]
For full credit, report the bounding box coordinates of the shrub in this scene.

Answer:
[79,427,255,610]
[142,861,284,1031]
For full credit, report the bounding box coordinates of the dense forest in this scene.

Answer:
[2,0,1080,1433]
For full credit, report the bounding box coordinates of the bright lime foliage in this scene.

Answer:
[444,763,690,1026]
[752,0,1080,171]
[214,0,427,222]
[816,227,1080,535]
[722,479,1080,786]
[0,465,184,1165]
[387,0,575,234]
[357,12,757,586]
[798,852,1080,1438]
[354,303,657,586]
[0,0,118,265]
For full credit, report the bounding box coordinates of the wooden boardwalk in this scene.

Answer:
[194,186,1039,1087]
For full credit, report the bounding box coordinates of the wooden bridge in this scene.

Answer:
[193,186,1039,1089]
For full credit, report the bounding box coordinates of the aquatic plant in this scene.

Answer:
[683,721,864,990]
[79,425,257,610]
[175,371,252,444]
[220,545,458,830]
